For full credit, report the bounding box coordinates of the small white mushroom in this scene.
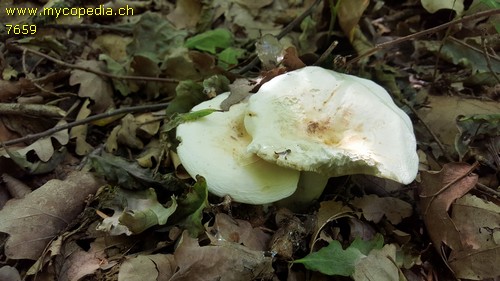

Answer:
[244,66,418,185]
[176,93,300,204]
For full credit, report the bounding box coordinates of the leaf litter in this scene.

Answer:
[0,0,499,280]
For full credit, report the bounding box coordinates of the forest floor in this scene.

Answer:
[0,0,499,280]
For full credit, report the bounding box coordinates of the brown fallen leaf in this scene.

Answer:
[281,47,306,71]
[69,60,114,113]
[446,194,500,280]
[118,254,176,281]
[0,171,103,260]
[169,231,273,280]
[207,213,271,251]
[56,239,107,281]
[418,162,478,253]
[351,194,413,224]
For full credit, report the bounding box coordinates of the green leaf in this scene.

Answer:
[164,80,206,116]
[162,108,222,132]
[171,176,209,236]
[479,0,499,9]
[294,234,384,276]
[120,190,178,234]
[96,187,177,235]
[185,28,233,54]
[217,47,245,68]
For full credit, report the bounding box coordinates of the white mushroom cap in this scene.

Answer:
[244,66,418,184]
[176,92,300,204]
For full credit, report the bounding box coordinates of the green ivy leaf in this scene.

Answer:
[164,80,206,116]
[185,28,233,54]
[171,176,209,237]
[294,234,384,276]
[218,47,245,68]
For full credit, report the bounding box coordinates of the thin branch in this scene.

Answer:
[347,9,500,66]
[401,99,453,163]
[0,102,170,147]
[314,40,338,66]
[480,32,500,84]
[12,46,179,83]
[476,182,500,198]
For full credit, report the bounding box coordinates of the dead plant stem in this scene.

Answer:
[480,33,500,84]
[0,102,170,147]
[401,99,452,163]
[348,9,500,66]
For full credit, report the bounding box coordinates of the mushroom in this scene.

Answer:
[244,66,419,185]
[176,66,418,207]
[176,92,301,204]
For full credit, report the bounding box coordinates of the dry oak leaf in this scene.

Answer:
[351,194,412,224]
[169,231,273,280]
[0,171,103,260]
[419,162,478,253]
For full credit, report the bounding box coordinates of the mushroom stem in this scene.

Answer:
[276,171,329,211]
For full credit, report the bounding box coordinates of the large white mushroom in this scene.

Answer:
[176,93,301,204]
[245,66,418,185]
[176,66,419,206]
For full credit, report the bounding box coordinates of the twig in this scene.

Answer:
[347,9,500,66]
[0,103,65,117]
[13,46,179,83]
[237,0,322,74]
[401,100,453,162]
[313,40,338,66]
[480,32,500,84]
[0,103,170,147]
[476,182,500,198]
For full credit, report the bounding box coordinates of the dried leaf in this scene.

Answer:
[312,200,354,248]
[169,231,273,280]
[118,254,176,281]
[219,78,255,111]
[419,162,478,252]
[69,60,114,113]
[338,0,369,40]
[70,99,93,156]
[0,171,102,260]
[166,0,203,29]
[351,194,413,224]
[57,240,106,281]
[447,194,500,280]
[206,213,271,251]
[0,266,21,281]
[352,244,399,281]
